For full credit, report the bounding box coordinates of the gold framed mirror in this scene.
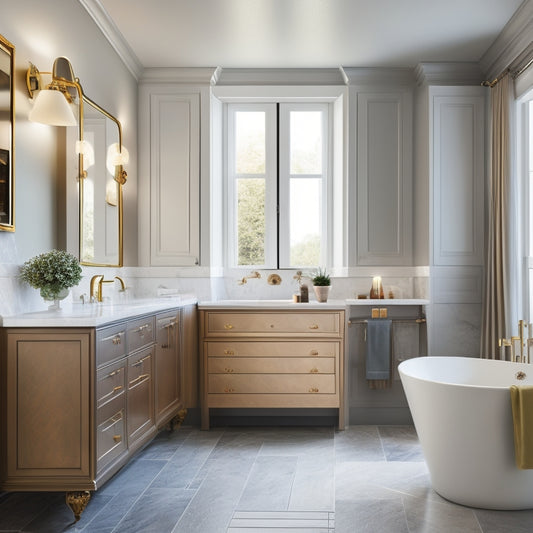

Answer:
[79,94,126,267]
[0,34,15,232]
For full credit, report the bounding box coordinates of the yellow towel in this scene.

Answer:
[510,385,533,469]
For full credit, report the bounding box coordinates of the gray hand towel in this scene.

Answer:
[366,319,392,387]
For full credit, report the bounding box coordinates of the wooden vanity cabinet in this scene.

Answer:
[1,329,93,491]
[0,304,198,511]
[199,308,345,430]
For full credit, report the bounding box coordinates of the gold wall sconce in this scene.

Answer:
[26,56,128,267]
[25,57,128,183]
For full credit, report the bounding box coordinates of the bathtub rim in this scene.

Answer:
[398,355,530,391]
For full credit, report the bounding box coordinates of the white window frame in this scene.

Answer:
[225,101,332,269]
[226,103,277,268]
[278,103,331,268]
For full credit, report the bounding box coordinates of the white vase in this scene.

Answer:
[313,285,331,303]
[40,287,69,310]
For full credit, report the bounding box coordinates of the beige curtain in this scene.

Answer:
[481,73,513,359]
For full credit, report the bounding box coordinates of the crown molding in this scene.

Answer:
[139,67,220,85]
[215,68,346,86]
[480,0,533,79]
[78,0,143,80]
[414,62,484,86]
[341,67,415,87]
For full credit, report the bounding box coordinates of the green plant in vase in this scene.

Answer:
[311,267,331,302]
[20,249,82,309]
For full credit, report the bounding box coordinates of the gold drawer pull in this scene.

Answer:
[113,385,123,393]
[224,349,234,356]
[309,387,319,393]
[309,324,319,330]
[224,323,234,330]
[129,373,150,386]
[112,334,122,345]
[101,411,123,432]
[310,368,319,373]
[223,387,235,393]
[106,368,122,378]
[113,435,122,443]
[310,350,319,356]
[132,354,152,367]
[224,368,234,373]
[135,324,151,337]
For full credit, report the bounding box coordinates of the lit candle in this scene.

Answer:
[372,276,381,293]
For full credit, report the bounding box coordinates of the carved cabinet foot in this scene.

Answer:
[65,490,91,522]
[166,408,188,431]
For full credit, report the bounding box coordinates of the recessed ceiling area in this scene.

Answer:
[97,0,524,69]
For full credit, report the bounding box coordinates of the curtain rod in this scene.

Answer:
[482,55,533,88]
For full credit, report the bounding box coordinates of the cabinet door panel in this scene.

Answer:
[6,332,91,479]
[150,93,200,266]
[155,311,180,424]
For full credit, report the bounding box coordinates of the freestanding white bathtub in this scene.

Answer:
[399,356,533,510]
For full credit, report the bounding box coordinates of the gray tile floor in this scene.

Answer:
[1,425,533,532]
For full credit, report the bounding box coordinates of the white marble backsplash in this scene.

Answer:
[0,263,430,318]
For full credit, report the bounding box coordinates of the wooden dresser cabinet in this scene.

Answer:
[0,303,197,520]
[200,308,345,430]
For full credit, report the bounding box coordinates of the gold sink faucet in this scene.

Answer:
[89,275,127,302]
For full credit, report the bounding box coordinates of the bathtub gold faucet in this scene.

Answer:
[499,319,531,363]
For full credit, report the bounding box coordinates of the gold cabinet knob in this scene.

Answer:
[310,350,319,356]
[308,387,319,393]
[309,324,319,330]
[224,349,235,356]
[310,368,319,373]
[224,323,234,330]
[113,435,122,443]
[224,368,234,373]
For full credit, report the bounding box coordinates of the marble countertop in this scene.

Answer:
[1,297,197,328]
[198,298,428,309]
[1,297,428,327]
[345,298,429,306]
[198,299,348,310]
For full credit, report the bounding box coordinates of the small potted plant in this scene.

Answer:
[312,267,331,303]
[20,249,82,309]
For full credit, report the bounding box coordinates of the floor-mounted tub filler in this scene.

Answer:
[399,356,533,510]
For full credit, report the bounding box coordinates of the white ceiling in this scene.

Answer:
[97,0,524,70]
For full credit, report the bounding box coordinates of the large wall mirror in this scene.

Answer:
[0,34,14,232]
[79,95,126,266]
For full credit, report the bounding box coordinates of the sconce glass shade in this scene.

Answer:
[106,143,129,175]
[29,89,77,126]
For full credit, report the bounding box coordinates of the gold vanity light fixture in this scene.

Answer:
[26,58,78,126]
[26,57,128,185]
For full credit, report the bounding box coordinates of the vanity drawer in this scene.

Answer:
[205,312,341,337]
[208,357,335,375]
[127,345,153,387]
[205,341,339,358]
[127,316,155,353]
[97,359,126,409]
[96,323,126,367]
[208,374,336,394]
[97,406,126,472]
